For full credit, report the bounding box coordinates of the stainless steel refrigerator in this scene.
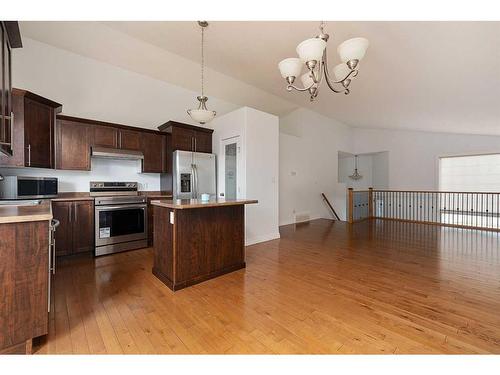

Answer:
[172,150,217,199]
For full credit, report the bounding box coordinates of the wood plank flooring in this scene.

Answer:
[34,219,500,354]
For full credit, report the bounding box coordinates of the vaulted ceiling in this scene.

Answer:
[20,21,500,135]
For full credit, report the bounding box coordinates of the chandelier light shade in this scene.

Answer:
[333,63,351,81]
[337,37,369,63]
[300,72,314,88]
[296,38,327,63]
[278,58,302,80]
[187,21,216,125]
[277,22,369,101]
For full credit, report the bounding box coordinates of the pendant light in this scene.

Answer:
[349,155,363,180]
[187,21,216,125]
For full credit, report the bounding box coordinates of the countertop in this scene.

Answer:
[151,198,258,210]
[0,200,53,224]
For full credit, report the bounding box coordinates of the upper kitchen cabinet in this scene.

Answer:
[119,129,142,151]
[56,118,91,171]
[0,22,22,157]
[141,132,167,173]
[56,115,167,173]
[0,89,62,168]
[92,125,118,148]
[158,121,213,154]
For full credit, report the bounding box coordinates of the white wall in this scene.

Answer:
[13,38,239,129]
[372,152,389,189]
[352,128,500,190]
[279,108,352,224]
[245,108,280,245]
[0,158,159,192]
[211,107,280,245]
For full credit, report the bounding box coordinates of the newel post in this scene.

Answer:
[368,187,374,219]
[348,188,354,223]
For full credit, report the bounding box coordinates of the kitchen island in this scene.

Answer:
[151,198,257,291]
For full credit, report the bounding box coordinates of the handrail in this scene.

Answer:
[321,193,340,220]
[374,189,500,194]
[347,188,500,231]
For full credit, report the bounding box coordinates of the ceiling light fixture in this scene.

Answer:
[187,21,216,125]
[349,155,363,180]
[278,22,369,101]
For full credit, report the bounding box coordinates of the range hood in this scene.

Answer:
[91,146,144,160]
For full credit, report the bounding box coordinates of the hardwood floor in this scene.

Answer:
[33,219,500,354]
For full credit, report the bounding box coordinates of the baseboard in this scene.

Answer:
[279,214,325,227]
[245,231,281,246]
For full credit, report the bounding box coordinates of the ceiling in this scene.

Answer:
[20,21,500,135]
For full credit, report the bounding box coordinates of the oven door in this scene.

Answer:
[95,204,147,246]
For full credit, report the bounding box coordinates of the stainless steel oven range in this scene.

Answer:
[90,181,148,257]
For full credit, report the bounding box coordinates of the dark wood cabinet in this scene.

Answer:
[56,119,91,171]
[171,126,195,152]
[0,22,21,157]
[0,89,61,168]
[158,121,213,154]
[51,201,73,257]
[194,130,212,153]
[92,125,118,148]
[52,200,94,257]
[119,129,142,151]
[147,198,155,247]
[0,220,49,352]
[141,132,166,173]
[73,201,95,254]
[24,98,54,168]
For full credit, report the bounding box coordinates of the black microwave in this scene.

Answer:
[0,176,58,199]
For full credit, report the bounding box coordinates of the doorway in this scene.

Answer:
[219,136,242,199]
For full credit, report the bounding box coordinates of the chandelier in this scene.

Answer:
[187,21,216,124]
[278,22,369,101]
[349,155,363,180]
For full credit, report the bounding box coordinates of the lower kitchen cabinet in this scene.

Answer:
[52,200,94,256]
[0,220,50,353]
[147,198,155,246]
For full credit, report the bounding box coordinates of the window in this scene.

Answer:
[439,153,500,192]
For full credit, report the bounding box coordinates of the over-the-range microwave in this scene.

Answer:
[0,176,58,199]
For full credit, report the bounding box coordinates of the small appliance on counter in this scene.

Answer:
[90,181,148,257]
[172,150,216,199]
[0,176,58,199]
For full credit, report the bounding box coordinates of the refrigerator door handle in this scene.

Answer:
[191,163,197,198]
[194,164,199,199]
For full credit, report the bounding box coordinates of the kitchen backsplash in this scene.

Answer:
[0,158,161,192]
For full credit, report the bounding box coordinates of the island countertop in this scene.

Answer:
[0,200,53,224]
[151,198,258,210]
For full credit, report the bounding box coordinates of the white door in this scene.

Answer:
[219,136,241,199]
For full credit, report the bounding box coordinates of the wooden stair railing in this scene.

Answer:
[321,193,340,220]
[348,188,500,231]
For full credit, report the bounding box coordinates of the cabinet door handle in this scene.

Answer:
[27,144,31,166]
[10,112,14,146]
[68,204,72,223]
[194,137,197,152]
[74,204,77,222]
